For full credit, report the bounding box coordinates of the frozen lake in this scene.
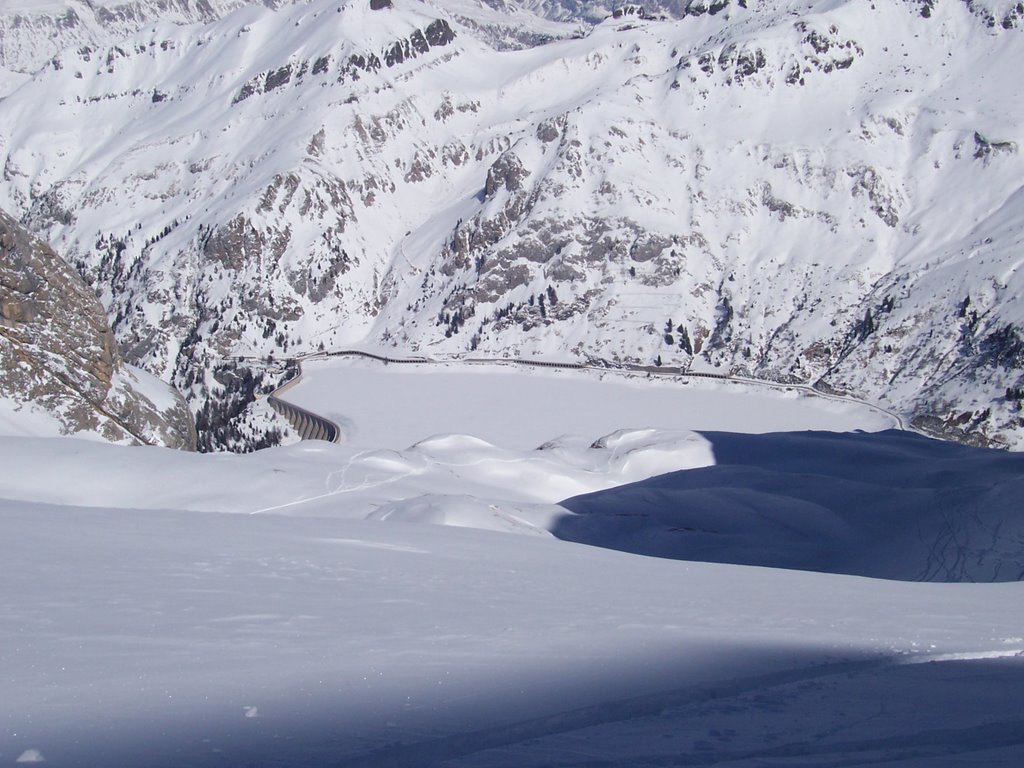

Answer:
[286,356,897,450]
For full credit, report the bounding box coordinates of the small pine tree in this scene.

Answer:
[859,308,875,340]
[678,327,693,355]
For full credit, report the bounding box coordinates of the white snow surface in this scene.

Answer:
[1,451,1023,767]
[111,361,183,415]
[0,397,71,439]
[1,361,1023,764]
[288,355,898,450]
[0,360,896,532]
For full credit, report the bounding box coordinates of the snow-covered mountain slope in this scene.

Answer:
[514,0,674,24]
[0,209,195,446]
[1,0,1023,450]
[0,0,277,96]
[0,0,568,96]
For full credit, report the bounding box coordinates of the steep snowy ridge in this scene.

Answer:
[1,0,1023,449]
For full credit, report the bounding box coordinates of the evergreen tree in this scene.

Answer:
[679,327,693,355]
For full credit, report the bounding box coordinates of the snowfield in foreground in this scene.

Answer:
[2,488,1023,767]
[2,365,1023,766]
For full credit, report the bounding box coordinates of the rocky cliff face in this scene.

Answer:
[1,0,1023,449]
[0,209,195,447]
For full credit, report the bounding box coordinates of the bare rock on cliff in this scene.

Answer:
[0,210,195,448]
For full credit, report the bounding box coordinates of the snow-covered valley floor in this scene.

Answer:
[286,356,899,450]
[2,362,1023,766]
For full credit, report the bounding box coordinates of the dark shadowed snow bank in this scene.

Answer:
[556,430,1024,581]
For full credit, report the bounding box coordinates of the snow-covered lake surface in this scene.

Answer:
[2,363,1023,766]
[286,356,898,450]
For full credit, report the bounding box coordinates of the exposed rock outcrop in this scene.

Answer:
[0,210,195,447]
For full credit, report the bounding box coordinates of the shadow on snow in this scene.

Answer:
[555,430,1024,582]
